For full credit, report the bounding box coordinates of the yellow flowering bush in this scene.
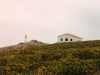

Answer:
[0,40,100,75]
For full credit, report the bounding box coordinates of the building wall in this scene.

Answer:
[58,34,82,43]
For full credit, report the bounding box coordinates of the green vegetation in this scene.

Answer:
[0,40,100,75]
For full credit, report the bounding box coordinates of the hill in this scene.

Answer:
[0,40,48,50]
[0,40,100,75]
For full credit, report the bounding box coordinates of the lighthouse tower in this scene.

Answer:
[24,35,27,43]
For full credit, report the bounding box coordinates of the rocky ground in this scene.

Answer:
[0,40,48,50]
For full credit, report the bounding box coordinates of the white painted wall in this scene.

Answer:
[58,34,82,43]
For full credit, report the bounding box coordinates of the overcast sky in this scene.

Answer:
[0,0,100,47]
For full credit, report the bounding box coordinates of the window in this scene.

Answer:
[65,38,68,41]
[61,38,63,41]
[70,39,73,41]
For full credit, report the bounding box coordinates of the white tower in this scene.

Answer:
[24,35,27,43]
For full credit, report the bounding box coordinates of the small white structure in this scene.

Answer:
[58,33,83,43]
[24,35,27,43]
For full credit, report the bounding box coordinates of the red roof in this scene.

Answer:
[58,33,82,39]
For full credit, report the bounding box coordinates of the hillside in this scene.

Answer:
[0,40,48,50]
[0,40,100,75]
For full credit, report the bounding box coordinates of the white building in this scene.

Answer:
[58,33,83,43]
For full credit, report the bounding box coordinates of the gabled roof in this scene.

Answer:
[58,33,82,39]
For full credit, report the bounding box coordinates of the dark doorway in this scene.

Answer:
[65,38,68,41]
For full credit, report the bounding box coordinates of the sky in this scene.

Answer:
[0,0,100,47]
